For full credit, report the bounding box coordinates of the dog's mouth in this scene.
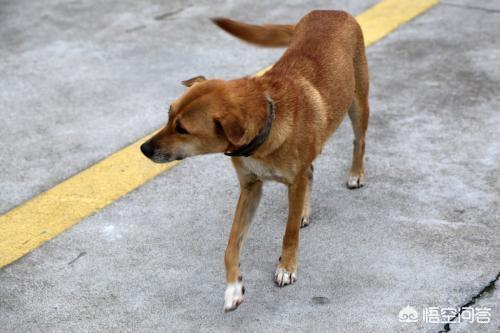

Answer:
[149,153,185,163]
[140,142,186,163]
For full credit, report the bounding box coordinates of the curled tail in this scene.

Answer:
[212,17,295,47]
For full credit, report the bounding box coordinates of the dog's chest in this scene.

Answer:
[240,157,291,183]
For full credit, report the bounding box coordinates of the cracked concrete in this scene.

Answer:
[1,0,499,332]
[439,272,500,332]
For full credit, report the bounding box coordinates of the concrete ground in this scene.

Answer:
[1,0,499,332]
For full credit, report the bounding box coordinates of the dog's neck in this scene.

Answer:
[224,94,276,157]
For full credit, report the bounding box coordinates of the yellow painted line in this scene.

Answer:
[0,0,439,269]
[0,136,179,268]
[358,0,439,46]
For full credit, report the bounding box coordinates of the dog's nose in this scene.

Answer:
[140,141,155,158]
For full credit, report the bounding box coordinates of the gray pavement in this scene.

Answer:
[1,0,500,332]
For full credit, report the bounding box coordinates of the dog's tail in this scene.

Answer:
[212,17,295,47]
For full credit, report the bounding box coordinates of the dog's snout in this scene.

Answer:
[140,141,155,158]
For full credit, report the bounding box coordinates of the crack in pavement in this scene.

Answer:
[438,271,500,332]
[126,5,192,33]
[441,1,500,14]
[68,251,87,266]
[154,7,188,21]
[126,25,146,33]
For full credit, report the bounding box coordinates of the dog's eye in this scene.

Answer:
[175,121,189,135]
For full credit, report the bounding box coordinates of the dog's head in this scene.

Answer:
[140,76,266,163]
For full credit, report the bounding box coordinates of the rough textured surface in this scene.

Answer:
[1,0,499,332]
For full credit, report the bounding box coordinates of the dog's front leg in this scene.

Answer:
[224,177,262,312]
[275,171,308,286]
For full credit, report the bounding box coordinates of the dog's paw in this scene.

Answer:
[224,281,245,312]
[347,174,364,189]
[274,267,297,287]
[300,216,310,228]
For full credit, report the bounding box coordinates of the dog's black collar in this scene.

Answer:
[224,95,276,157]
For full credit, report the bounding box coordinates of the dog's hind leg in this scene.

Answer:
[347,98,368,189]
[300,164,314,228]
[224,175,262,312]
[347,46,370,189]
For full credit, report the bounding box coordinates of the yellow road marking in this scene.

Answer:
[0,0,439,269]
[359,0,439,45]
[0,136,179,268]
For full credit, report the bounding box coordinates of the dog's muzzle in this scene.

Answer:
[140,141,184,163]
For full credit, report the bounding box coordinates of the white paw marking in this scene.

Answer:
[224,282,244,312]
[347,175,364,189]
[275,267,297,287]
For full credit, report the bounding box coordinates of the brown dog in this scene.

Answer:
[140,10,369,312]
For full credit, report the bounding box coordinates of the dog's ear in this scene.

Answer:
[214,114,247,147]
[181,75,207,87]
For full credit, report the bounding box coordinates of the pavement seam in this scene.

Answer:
[154,7,188,21]
[440,1,500,14]
[438,270,500,332]
[67,251,87,266]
